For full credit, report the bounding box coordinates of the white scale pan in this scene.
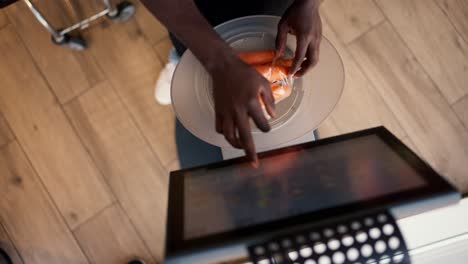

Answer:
[172,15,344,150]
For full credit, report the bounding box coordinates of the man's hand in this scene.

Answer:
[276,0,322,77]
[211,56,276,165]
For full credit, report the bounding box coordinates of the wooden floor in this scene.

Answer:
[0,0,467,263]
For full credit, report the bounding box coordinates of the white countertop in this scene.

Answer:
[397,197,468,262]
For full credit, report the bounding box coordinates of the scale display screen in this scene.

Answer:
[167,127,457,255]
[182,134,425,239]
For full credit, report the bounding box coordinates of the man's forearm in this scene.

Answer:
[140,0,237,74]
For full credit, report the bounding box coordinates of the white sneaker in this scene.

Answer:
[155,49,179,105]
[154,61,177,105]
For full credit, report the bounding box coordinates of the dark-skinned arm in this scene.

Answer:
[140,0,276,165]
[140,0,232,74]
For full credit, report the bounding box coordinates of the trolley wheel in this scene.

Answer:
[0,248,13,264]
[127,259,145,264]
[51,33,87,51]
[107,1,136,22]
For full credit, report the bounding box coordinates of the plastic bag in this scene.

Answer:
[258,63,294,119]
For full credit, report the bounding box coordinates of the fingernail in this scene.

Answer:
[270,109,277,118]
[251,161,259,169]
[251,158,259,168]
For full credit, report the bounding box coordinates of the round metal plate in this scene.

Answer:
[172,15,344,149]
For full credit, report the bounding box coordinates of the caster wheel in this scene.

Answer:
[51,34,87,51]
[127,260,145,264]
[107,1,136,22]
[0,248,13,264]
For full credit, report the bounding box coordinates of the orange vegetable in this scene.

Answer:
[238,51,293,68]
[238,50,276,65]
[239,51,294,116]
[253,64,289,82]
[275,59,293,68]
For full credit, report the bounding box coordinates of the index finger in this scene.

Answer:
[290,37,308,75]
[275,20,288,58]
[235,112,258,166]
[294,44,314,77]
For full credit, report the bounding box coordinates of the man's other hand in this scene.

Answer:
[276,0,322,77]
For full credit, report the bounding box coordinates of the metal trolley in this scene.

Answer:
[2,0,136,50]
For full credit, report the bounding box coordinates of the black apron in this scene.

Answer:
[170,0,294,55]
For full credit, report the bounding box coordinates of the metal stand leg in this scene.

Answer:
[22,0,135,50]
[103,0,118,17]
[23,0,64,42]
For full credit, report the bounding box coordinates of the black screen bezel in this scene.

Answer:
[166,126,457,256]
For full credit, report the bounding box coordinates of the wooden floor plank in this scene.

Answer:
[436,0,468,42]
[153,37,173,64]
[0,25,113,228]
[0,224,23,264]
[320,0,384,44]
[453,95,468,130]
[74,204,154,264]
[4,1,104,104]
[0,142,88,264]
[166,158,181,172]
[84,19,178,168]
[65,82,169,261]
[0,113,14,148]
[376,0,468,104]
[135,2,168,46]
[349,22,468,192]
[59,0,103,22]
[318,18,406,139]
[0,10,8,29]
